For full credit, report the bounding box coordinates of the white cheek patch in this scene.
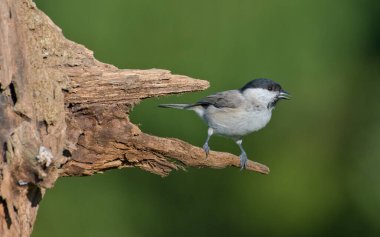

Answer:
[242,88,277,106]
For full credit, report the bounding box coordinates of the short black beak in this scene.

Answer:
[278,89,290,100]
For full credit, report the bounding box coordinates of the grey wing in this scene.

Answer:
[191,90,243,109]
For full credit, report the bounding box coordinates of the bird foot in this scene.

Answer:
[203,143,210,158]
[239,152,249,170]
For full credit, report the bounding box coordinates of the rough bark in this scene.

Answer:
[0,0,269,236]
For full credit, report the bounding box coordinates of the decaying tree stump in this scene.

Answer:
[0,0,269,236]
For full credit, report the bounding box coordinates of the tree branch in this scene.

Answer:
[61,66,269,177]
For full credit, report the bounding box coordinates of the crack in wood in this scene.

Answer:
[0,197,12,229]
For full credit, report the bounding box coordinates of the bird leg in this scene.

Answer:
[202,128,214,158]
[235,139,248,170]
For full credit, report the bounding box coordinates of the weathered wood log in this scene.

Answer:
[0,0,269,236]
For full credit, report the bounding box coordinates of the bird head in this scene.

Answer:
[240,78,290,109]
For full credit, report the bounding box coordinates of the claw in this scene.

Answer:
[203,143,210,158]
[239,152,248,170]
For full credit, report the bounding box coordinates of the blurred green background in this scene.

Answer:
[32,0,380,236]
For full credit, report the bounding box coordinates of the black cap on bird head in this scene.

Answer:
[240,78,283,92]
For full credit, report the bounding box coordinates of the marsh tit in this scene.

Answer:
[159,78,290,169]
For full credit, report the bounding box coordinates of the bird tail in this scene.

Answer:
[158,104,192,109]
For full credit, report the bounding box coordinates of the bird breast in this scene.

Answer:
[203,106,272,138]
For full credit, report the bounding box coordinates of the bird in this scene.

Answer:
[159,78,290,169]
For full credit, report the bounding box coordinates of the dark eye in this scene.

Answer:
[268,85,273,91]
